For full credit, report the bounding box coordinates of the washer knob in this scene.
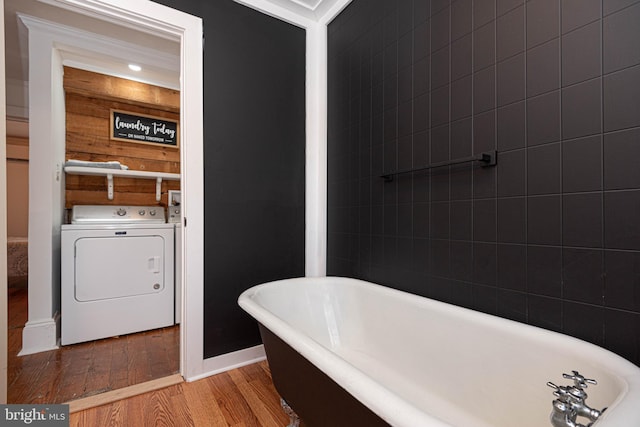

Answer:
[138,209,146,216]
[150,210,157,216]
[116,208,126,216]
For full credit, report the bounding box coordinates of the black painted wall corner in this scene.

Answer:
[152,0,305,358]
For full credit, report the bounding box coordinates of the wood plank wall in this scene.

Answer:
[7,135,29,148]
[64,67,180,209]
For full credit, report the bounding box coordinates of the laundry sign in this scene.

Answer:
[110,109,179,148]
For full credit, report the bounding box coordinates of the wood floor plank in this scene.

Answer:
[208,371,261,427]
[247,376,288,425]
[165,384,196,427]
[163,326,180,366]
[207,372,243,426]
[56,344,94,402]
[122,390,146,426]
[9,355,56,403]
[8,286,179,404]
[228,369,284,427]
[147,387,174,426]
[71,400,124,427]
[69,363,288,426]
[86,337,114,395]
[109,335,130,391]
[29,358,67,404]
[180,378,227,427]
[100,401,125,427]
[145,329,171,379]
[127,331,150,384]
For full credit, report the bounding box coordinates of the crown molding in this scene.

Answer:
[18,13,179,89]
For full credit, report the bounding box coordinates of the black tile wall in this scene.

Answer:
[496,6,524,61]
[603,2,640,73]
[562,22,601,86]
[328,0,640,367]
[562,78,602,139]
[603,65,640,132]
[497,53,525,107]
[497,101,526,150]
[527,39,559,97]
[497,197,526,243]
[497,149,526,196]
[526,0,559,48]
[562,0,601,33]
[604,128,640,190]
[527,143,561,195]
[526,90,560,145]
[563,135,602,192]
[474,23,496,71]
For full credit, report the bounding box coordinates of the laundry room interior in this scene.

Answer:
[8,66,183,402]
[61,66,182,350]
[63,66,181,209]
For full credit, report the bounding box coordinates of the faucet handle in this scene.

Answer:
[547,382,587,401]
[563,371,597,389]
[547,381,566,398]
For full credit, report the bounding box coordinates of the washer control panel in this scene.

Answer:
[71,205,166,224]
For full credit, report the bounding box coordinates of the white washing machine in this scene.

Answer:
[61,205,174,345]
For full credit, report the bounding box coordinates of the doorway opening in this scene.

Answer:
[5,0,204,404]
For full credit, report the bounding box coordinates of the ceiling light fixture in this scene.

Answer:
[128,64,142,72]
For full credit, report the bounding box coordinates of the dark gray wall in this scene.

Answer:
[153,0,306,357]
[327,0,640,367]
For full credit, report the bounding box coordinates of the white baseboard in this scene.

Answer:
[186,344,266,382]
[18,316,59,356]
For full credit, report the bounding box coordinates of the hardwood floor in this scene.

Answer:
[69,361,290,426]
[8,286,179,404]
[9,284,291,425]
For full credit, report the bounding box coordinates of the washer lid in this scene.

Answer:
[70,205,166,224]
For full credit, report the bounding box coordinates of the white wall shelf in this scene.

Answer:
[64,166,180,201]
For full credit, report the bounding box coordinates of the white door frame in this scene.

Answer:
[34,0,205,380]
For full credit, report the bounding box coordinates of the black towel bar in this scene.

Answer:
[381,150,497,182]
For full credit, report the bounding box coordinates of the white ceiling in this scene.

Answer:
[4,0,346,128]
[242,0,346,23]
[5,0,180,82]
[5,0,184,125]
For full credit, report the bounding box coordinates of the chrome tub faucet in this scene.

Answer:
[548,371,606,427]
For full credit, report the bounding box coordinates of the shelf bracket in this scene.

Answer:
[156,177,163,202]
[106,173,114,200]
[64,166,180,201]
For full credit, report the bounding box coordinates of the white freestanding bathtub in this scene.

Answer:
[238,277,640,427]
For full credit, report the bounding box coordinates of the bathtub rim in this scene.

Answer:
[238,276,640,427]
[239,278,451,426]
